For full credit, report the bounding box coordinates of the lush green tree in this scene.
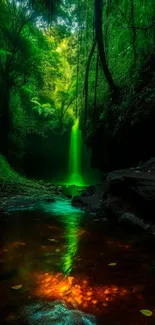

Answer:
[1,0,155,168]
[0,0,40,152]
[0,0,77,155]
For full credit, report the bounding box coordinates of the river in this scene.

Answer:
[0,193,155,324]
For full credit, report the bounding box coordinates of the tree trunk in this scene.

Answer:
[84,41,96,126]
[0,89,11,155]
[92,52,99,129]
[104,0,110,58]
[130,0,137,62]
[76,1,82,118]
[94,0,117,94]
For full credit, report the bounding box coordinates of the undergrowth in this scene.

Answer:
[0,155,29,184]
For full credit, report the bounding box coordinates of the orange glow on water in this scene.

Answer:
[106,240,131,250]
[33,272,129,313]
[10,241,26,248]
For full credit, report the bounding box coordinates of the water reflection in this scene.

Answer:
[22,300,96,325]
[62,212,82,275]
[33,201,136,314]
[34,272,130,313]
[0,199,155,325]
[40,199,84,275]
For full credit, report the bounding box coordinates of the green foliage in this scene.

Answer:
[0,0,155,160]
[0,0,78,157]
[0,155,25,183]
[0,49,12,56]
[75,0,155,132]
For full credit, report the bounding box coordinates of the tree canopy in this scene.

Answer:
[0,0,155,161]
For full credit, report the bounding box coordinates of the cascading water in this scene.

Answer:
[68,118,84,186]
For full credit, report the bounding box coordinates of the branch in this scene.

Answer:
[118,7,155,31]
[128,21,155,30]
[84,40,97,94]
[62,96,76,117]
[83,40,96,124]
[5,12,36,74]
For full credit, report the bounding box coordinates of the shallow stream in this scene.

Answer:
[0,193,155,325]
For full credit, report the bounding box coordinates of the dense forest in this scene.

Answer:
[2,2,155,325]
[0,0,155,179]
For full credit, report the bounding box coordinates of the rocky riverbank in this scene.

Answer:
[72,157,155,237]
[2,153,155,239]
[0,179,64,212]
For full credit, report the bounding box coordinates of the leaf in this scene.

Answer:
[55,248,60,253]
[11,285,22,290]
[42,103,51,109]
[140,309,152,317]
[108,263,117,266]
[21,86,33,94]
[31,97,39,101]
[0,49,12,56]
[30,99,41,106]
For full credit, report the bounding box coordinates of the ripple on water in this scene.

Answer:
[22,300,96,325]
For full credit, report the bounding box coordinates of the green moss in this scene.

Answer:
[0,155,26,184]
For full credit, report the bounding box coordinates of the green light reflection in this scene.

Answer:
[62,212,82,275]
[41,200,83,276]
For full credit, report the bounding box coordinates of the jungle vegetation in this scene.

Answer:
[0,0,155,174]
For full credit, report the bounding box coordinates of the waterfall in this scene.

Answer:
[68,119,83,186]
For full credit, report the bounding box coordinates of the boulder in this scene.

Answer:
[65,194,72,199]
[71,195,87,207]
[100,157,155,222]
[81,185,95,197]
[72,193,101,213]
[119,213,150,231]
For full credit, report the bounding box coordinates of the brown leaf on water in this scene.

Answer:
[11,285,22,290]
[48,239,58,242]
[11,242,26,247]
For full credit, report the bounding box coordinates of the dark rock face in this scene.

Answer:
[81,185,95,197]
[71,158,155,236]
[100,158,155,224]
[101,196,125,217]
[119,213,150,231]
[72,185,102,213]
